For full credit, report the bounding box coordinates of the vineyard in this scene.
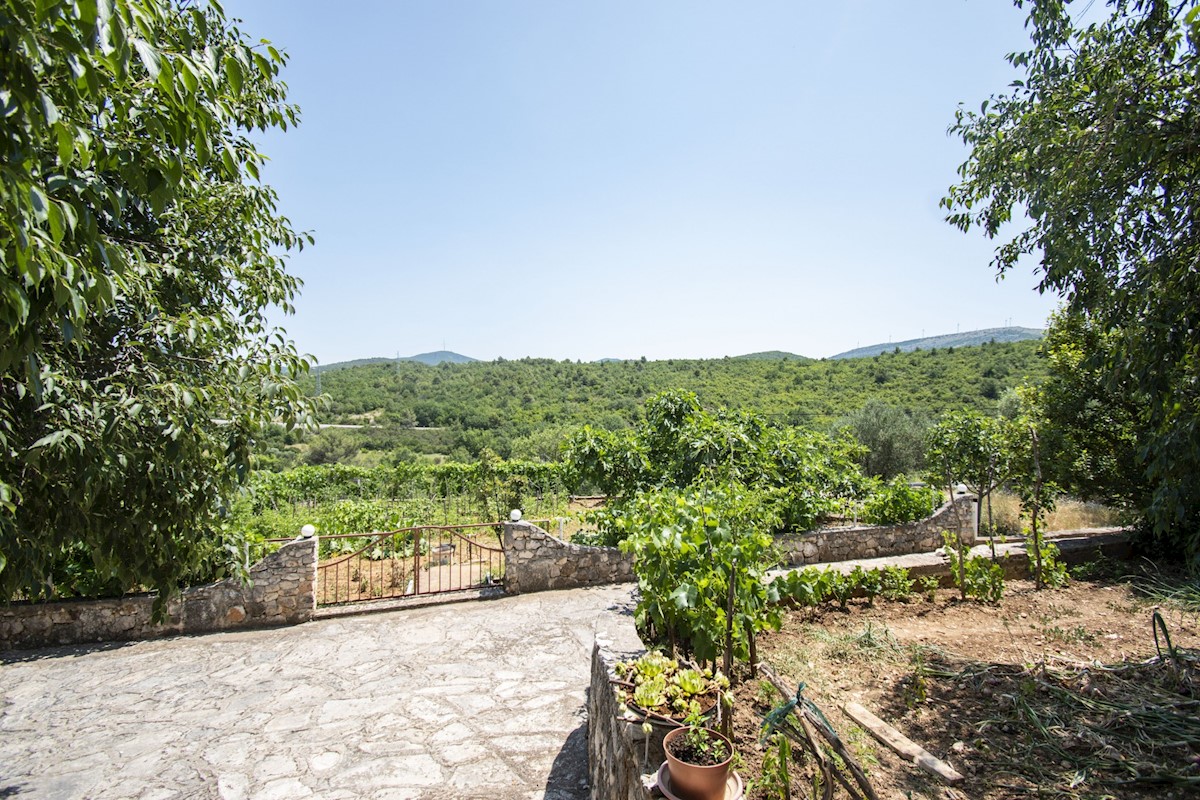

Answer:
[232,460,574,560]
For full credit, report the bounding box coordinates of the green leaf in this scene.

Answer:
[40,93,60,125]
[29,186,49,222]
[131,38,160,78]
[224,55,243,94]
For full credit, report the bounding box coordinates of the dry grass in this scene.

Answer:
[982,490,1125,535]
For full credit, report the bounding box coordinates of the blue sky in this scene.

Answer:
[227,1,1060,364]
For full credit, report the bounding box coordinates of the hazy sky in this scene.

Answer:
[227,1,1061,364]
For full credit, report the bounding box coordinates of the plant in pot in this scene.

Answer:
[613,651,726,726]
[662,723,734,800]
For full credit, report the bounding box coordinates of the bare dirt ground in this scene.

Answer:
[732,568,1200,800]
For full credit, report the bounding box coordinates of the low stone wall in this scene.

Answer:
[0,536,317,651]
[588,636,665,800]
[502,520,634,594]
[775,493,978,566]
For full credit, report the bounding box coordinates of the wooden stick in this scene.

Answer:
[758,664,879,800]
[843,702,965,784]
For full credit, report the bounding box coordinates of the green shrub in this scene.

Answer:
[1029,538,1070,588]
[861,480,940,525]
[880,566,914,601]
[942,531,1005,603]
[850,565,883,605]
[619,483,781,664]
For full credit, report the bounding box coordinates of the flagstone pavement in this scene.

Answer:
[0,584,640,800]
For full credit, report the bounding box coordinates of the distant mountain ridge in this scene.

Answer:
[829,326,1043,360]
[317,351,478,372]
[731,350,810,361]
[314,329,1041,370]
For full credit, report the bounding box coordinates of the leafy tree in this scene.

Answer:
[1031,310,1148,510]
[836,399,929,479]
[302,429,363,467]
[617,482,781,673]
[926,413,984,596]
[946,0,1200,567]
[927,410,1010,551]
[564,391,871,534]
[1005,396,1063,589]
[0,0,315,608]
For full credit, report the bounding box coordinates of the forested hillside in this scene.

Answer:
[261,340,1047,469]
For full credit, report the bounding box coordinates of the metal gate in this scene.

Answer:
[316,523,505,606]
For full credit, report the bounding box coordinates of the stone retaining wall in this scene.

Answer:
[588,636,664,800]
[501,520,634,594]
[775,493,977,566]
[0,536,317,651]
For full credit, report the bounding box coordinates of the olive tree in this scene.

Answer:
[0,0,316,609]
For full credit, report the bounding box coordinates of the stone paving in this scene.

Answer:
[0,584,638,800]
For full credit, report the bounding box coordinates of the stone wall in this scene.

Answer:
[775,493,977,567]
[0,536,317,651]
[502,520,634,594]
[588,636,665,800]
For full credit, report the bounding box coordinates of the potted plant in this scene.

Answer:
[662,724,734,800]
[612,651,726,726]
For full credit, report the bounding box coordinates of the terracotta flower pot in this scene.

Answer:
[662,726,733,800]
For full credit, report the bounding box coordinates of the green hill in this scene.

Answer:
[731,350,811,361]
[403,350,478,365]
[830,327,1042,360]
[316,351,478,372]
[265,339,1047,468]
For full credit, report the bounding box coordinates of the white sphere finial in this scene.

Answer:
[509,509,522,522]
[300,524,316,538]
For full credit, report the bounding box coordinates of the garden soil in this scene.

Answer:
[731,576,1200,800]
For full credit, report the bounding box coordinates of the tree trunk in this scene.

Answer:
[949,480,966,600]
[1030,426,1044,590]
[724,559,736,685]
[986,485,995,559]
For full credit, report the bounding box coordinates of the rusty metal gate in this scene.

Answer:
[316,522,506,606]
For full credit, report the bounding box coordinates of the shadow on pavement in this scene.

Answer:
[543,722,590,800]
[0,638,136,665]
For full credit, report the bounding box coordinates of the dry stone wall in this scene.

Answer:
[588,637,666,799]
[0,536,317,651]
[502,520,634,594]
[775,493,977,567]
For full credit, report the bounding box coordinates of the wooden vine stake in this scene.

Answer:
[758,664,879,800]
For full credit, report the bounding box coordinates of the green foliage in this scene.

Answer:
[880,565,914,601]
[566,391,871,541]
[946,0,1200,568]
[919,575,940,602]
[227,460,572,556]
[836,399,930,479]
[772,565,832,610]
[860,479,939,525]
[827,569,854,609]
[303,342,1047,457]
[613,651,728,721]
[925,410,1010,533]
[850,565,882,606]
[754,732,793,800]
[942,532,1005,603]
[1032,312,1148,510]
[773,564,915,608]
[0,0,316,609]
[1027,538,1069,589]
[1006,406,1062,590]
[617,483,782,664]
[243,461,568,512]
[671,726,731,766]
